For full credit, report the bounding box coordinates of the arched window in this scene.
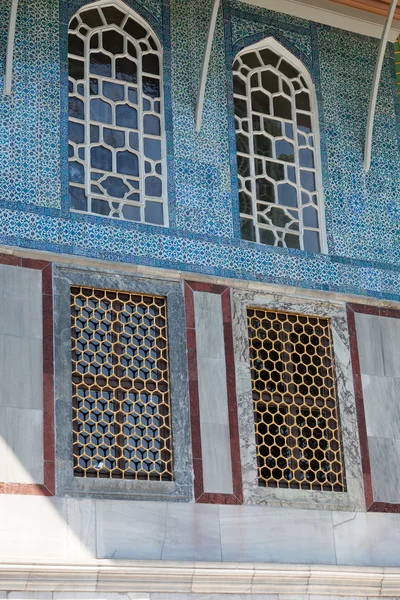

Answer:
[233,38,325,252]
[68,1,167,225]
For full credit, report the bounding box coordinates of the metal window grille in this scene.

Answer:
[233,42,323,252]
[68,3,167,225]
[247,307,345,492]
[71,285,172,480]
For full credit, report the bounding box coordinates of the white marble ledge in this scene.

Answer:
[2,561,400,596]
[4,596,400,600]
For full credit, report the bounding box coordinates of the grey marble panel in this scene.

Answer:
[362,374,400,439]
[161,502,221,561]
[354,313,384,377]
[0,334,43,409]
[380,317,400,378]
[219,504,336,564]
[194,292,225,359]
[201,422,233,494]
[53,265,193,500]
[333,510,400,566]
[368,436,400,503]
[197,357,229,425]
[194,290,233,495]
[232,289,364,511]
[96,500,167,560]
[0,264,42,340]
[0,406,43,484]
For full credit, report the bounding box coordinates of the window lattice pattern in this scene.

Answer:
[71,286,172,480]
[68,4,166,225]
[247,308,344,492]
[234,43,323,252]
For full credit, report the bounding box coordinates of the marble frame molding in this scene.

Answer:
[232,288,365,510]
[53,264,193,501]
[347,301,400,513]
[0,253,55,496]
[184,280,243,504]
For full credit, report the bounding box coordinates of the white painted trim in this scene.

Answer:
[364,0,398,172]
[3,0,19,96]
[1,560,400,594]
[238,0,400,41]
[195,0,221,132]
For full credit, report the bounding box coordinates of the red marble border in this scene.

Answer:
[0,255,55,496]
[347,302,400,512]
[184,281,243,504]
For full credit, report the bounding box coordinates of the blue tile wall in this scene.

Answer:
[0,0,400,301]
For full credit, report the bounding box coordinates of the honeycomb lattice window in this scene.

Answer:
[71,285,172,480]
[247,308,344,492]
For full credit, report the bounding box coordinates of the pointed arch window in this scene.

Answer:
[233,39,326,252]
[68,2,167,225]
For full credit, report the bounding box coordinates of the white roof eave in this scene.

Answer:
[238,0,400,41]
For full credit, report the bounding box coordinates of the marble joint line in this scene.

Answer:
[0,253,55,496]
[184,280,243,504]
[347,301,400,514]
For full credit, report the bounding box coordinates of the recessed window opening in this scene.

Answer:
[70,285,172,481]
[247,307,345,492]
[68,2,167,225]
[233,38,325,252]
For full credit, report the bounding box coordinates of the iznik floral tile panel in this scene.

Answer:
[0,0,400,301]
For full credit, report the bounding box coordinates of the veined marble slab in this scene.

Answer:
[193,291,233,495]
[0,264,43,485]
[232,289,364,512]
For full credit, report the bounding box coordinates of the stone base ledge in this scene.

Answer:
[1,560,400,596]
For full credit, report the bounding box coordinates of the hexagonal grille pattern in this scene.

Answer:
[247,308,344,492]
[71,285,172,480]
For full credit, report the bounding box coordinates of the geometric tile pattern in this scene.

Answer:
[394,36,400,99]
[0,0,400,301]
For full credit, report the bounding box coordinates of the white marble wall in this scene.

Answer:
[0,264,43,484]
[2,496,400,567]
[355,313,400,503]
[193,291,233,494]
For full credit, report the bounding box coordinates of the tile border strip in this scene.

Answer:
[184,280,243,504]
[347,301,400,513]
[0,253,55,496]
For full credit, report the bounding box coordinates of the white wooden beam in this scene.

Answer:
[364,0,398,171]
[195,0,221,132]
[4,0,19,96]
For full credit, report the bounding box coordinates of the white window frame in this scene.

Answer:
[234,37,328,254]
[68,0,169,227]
